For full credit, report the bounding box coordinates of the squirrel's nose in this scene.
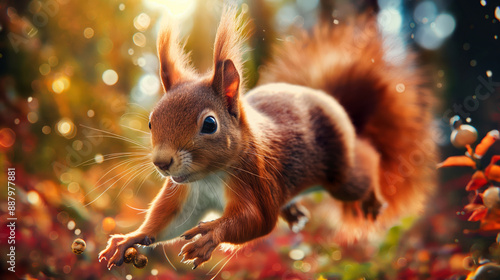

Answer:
[154,158,174,171]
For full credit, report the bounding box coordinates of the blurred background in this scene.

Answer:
[1,0,500,279]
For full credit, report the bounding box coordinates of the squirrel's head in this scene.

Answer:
[150,7,246,184]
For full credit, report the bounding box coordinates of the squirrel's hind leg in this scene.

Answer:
[280,200,310,233]
[325,138,386,220]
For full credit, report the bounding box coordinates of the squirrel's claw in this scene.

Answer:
[179,226,218,269]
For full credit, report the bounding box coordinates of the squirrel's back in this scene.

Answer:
[259,15,436,236]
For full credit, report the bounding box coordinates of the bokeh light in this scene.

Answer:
[412,1,456,50]
[289,249,305,261]
[67,182,80,193]
[56,118,76,138]
[39,63,50,75]
[52,76,70,94]
[102,69,119,85]
[0,128,16,148]
[67,220,76,231]
[42,126,51,134]
[27,112,39,123]
[83,27,94,39]
[378,8,402,34]
[102,217,116,232]
[432,14,456,38]
[134,13,151,31]
[27,191,41,206]
[413,1,438,23]
[94,153,104,164]
[138,74,160,96]
[132,32,147,47]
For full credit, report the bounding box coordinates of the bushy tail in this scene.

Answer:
[259,15,436,239]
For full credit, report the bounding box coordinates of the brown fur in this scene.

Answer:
[99,7,436,269]
[259,15,436,236]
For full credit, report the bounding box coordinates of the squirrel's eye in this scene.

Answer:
[149,121,151,130]
[201,116,217,134]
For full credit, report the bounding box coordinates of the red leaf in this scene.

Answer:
[466,171,488,191]
[475,130,499,157]
[437,155,476,169]
[468,207,488,222]
[479,221,500,232]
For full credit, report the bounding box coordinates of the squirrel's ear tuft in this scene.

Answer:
[212,59,240,117]
[157,21,196,92]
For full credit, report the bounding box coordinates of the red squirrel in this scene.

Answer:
[99,6,435,269]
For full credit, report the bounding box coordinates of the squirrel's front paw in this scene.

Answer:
[180,223,218,269]
[98,232,155,269]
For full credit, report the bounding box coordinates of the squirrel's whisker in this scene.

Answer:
[121,112,150,122]
[120,124,151,135]
[84,159,151,206]
[209,249,238,280]
[162,243,177,271]
[115,162,154,200]
[134,167,157,196]
[85,157,150,200]
[78,152,150,167]
[90,157,150,192]
[80,124,150,150]
[86,134,149,150]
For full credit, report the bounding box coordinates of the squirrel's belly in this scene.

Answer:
[158,173,227,241]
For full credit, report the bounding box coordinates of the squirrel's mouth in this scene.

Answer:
[171,174,189,184]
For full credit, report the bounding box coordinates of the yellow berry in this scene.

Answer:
[133,254,148,269]
[71,238,86,255]
[483,187,500,209]
[124,247,138,263]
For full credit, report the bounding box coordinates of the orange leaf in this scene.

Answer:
[486,165,500,182]
[466,171,488,191]
[468,207,488,222]
[490,155,500,165]
[464,203,484,212]
[475,130,499,157]
[437,155,476,169]
[478,208,500,231]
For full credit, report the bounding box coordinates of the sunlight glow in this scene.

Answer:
[143,0,196,18]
